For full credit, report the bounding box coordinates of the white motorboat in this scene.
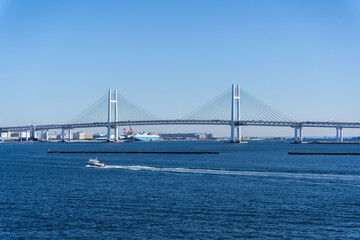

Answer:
[86,158,105,168]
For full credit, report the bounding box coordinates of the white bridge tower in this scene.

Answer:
[230,84,241,143]
[107,89,118,141]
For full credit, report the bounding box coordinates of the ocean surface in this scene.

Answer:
[1,140,360,239]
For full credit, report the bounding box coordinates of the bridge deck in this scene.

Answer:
[2,120,360,131]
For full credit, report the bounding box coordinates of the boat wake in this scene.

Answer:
[104,165,360,181]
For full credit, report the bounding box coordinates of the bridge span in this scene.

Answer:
[0,84,358,143]
[1,119,358,143]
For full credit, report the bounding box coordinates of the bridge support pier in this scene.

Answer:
[19,130,22,141]
[45,130,49,141]
[61,129,65,142]
[335,127,344,142]
[294,127,298,142]
[293,126,303,143]
[114,128,118,141]
[26,130,29,141]
[339,127,343,143]
[236,126,242,143]
[68,129,72,141]
[299,127,303,142]
[230,126,234,143]
[30,125,35,141]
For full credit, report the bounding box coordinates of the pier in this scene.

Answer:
[288,151,360,155]
[48,150,219,154]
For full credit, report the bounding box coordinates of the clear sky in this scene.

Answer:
[1,0,360,137]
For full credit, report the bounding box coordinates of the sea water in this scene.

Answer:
[1,141,360,239]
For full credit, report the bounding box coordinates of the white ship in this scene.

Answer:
[122,127,160,141]
[125,132,160,141]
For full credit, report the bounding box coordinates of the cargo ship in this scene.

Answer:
[122,127,160,141]
[124,132,160,141]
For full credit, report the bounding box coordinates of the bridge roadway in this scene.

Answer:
[2,120,360,132]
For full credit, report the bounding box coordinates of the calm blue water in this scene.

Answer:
[1,140,360,239]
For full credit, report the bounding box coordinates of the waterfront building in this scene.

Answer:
[73,131,93,140]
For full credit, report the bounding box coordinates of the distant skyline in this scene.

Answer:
[1,0,360,137]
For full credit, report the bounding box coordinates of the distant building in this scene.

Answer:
[1,132,10,138]
[73,131,93,140]
[9,131,30,138]
[47,133,58,140]
[206,133,215,139]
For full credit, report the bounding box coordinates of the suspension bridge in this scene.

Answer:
[1,84,358,143]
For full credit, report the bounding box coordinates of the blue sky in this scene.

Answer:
[1,0,360,137]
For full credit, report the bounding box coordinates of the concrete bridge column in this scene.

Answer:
[19,130,22,141]
[236,126,242,142]
[114,127,118,141]
[45,130,49,141]
[61,129,65,142]
[68,129,72,141]
[230,125,235,143]
[26,130,29,141]
[299,127,303,143]
[339,127,343,143]
[336,127,339,142]
[30,125,35,141]
[294,127,298,142]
